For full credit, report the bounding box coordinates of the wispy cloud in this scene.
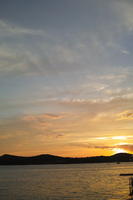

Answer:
[0,20,45,37]
[70,142,133,153]
[89,143,133,153]
[0,1,133,156]
[117,110,133,121]
[114,1,133,31]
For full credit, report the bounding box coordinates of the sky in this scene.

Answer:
[0,0,133,157]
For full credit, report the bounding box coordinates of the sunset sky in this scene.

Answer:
[0,0,133,157]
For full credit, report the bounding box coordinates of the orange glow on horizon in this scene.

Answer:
[113,148,127,154]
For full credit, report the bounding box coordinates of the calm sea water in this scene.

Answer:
[0,162,133,200]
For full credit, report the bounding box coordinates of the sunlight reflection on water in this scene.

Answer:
[0,162,133,200]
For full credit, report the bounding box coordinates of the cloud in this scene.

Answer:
[42,113,64,120]
[117,110,133,121]
[22,113,65,131]
[72,142,113,150]
[95,136,133,140]
[121,49,130,55]
[99,72,128,83]
[23,113,64,122]
[0,46,50,75]
[2,94,133,121]
[0,20,45,37]
[118,144,133,152]
[88,145,112,150]
[114,1,133,31]
[59,96,133,115]
[70,142,133,153]
[105,88,133,97]
[0,18,129,77]
[0,1,133,157]
[0,2,133,78]
[0,106,133,155]
[90,143,133,153]
[0,112,66,141]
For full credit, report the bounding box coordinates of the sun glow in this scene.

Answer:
[113,148,127,154]
[111,136,127,140]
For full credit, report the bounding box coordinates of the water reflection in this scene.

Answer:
[0,162,133,200]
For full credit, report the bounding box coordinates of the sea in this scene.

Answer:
[0,162,133,200]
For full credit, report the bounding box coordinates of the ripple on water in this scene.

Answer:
[0,162,133,200]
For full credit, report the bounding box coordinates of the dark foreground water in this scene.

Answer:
[0,162,133,200]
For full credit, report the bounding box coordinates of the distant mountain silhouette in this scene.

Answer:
[0,153,132,165]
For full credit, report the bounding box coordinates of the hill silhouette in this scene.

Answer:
[0,153,132,165]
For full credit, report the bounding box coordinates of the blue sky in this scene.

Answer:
[0,0,133,156]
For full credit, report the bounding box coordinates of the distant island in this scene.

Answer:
[0,153,133,165]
